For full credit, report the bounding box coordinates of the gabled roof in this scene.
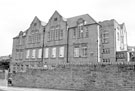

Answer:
[41,21,47,26]
[67,14,97,28]
[120,23,124,29]
[48,10,62,22]
[30,16,41,26]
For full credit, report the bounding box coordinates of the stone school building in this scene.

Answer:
[10,11,128,73]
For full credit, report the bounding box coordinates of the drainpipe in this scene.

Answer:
[66,23,69,63]
[41,27,45,66]
[97,25,101,63]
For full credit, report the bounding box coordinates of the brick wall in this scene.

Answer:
[11,64,135,91]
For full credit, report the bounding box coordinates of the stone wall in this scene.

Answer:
[11,64,135,91]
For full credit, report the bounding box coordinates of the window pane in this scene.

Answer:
[60,30,63,39]
[59,46,64,57]
[37,34,41,42]
[52,47,56,58]
[48,32,50,41]
[38,49,42,58]
[32,49,36,58]
[82,47,88,57]
[26,50,30,58]
[74,47,79,57]
[85,27,89,38]
[55,29,58,40]
[102,48,110,54]
[73,28,76,38]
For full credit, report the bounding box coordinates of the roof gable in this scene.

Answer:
[47,10,65,26]
[30,16,41,27]
[67,14,97,28]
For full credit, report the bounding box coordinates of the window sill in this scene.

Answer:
[51,57,56,59]
[37,58,42,59]
[58,57,64,59]
[81,56,88,58]
[73,57,80,58]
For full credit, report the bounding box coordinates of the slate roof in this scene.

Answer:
[67,14,97,28]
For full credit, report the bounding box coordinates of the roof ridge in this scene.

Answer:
[67,14,88,20]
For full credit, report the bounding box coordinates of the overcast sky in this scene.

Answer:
[0,0,135,56]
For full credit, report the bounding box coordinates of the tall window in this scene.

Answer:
[33,34,37,43]
[38,49,42,58]
[77,20,84,38]
[102,48,110,54]
[51,30,54,41]
[116,52,126,59]
[51,47,56,58]
[78,24,84,38]
[37,34,41,42]
[44,48,49,58]
[102,58,110,62]
[74,45,79,57]
[31,36,33,43]
[55,26,59,40]
[50,27,55,41]
[48,31,50,41]
[53,30,56,40]
[26,50,30,59]
[73,28,77,38]
[59,46,64,57]
[85,27,89,38]
[32,49,36,58]
[59,30,63,40]
[81,44,88,57]
[120,36,124,50]
[102,30,109,44]
[102,38,109,44]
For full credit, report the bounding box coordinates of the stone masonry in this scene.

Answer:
[11,64,135,91]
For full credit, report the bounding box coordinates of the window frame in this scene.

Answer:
[26,50,30,59]
[31,49,36,59]
[102,48,110,54]
[73,45,80,58]
[51,47,56,58]
[59,46,64,58]
[81,44,88,57]
[37,48,42,58]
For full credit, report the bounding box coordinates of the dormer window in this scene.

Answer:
[77,20,84,39]
[77,18,85,25]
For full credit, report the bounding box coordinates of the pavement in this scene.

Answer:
[0,86,71,91]
[0,78,72,91]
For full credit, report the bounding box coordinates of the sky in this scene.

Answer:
[0,0,135,56]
